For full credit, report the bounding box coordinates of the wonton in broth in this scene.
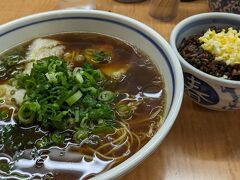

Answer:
[0,33,166,179]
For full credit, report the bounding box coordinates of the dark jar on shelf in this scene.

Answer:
[208,0,240,14]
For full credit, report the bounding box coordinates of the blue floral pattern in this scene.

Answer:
[220,87,240,110]
[184,73,219,105]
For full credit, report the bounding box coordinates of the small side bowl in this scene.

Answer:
[170,12,240,111]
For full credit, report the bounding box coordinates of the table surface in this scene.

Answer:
[1,0,240,180]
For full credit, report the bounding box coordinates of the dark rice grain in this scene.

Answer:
[178,29,240,81]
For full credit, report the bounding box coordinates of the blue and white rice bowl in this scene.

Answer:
[171,12,240,111]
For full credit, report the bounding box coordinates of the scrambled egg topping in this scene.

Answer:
[199,27,240,65]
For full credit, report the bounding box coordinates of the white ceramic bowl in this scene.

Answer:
[171,12,240,111]
[0,10,184,179]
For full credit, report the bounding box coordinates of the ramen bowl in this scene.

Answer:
[170,12,240,111]
[0,10,183,179]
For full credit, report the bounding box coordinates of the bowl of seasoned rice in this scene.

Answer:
[171,12,240,110]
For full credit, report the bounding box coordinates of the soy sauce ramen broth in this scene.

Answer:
[0,33,166,179]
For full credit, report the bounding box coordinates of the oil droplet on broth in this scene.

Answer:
[143,89,163,99]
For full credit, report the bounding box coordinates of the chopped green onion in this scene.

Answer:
[17,102,40,125]
[35,137,49,149]
[6,56,118,148]
[11,98,16,103]
[45,72,58,83]
[0,99,4,104]
[81,71,94,82]
[82,95,97,107]
[81,87,97,94]
[65,91,82,106]
[52,111,68,122]
[116,103,133,119]
[10,90,15,95]
[73,68,84,84]
[84,49,111,64]
[73,129,88,143]
[98,90,115,102]
[74,107,80,122]
[80,114,89,129]
[76,73,84,83]
[51,132,65,145]
[0,109,9,120]
[66,118,75,128]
